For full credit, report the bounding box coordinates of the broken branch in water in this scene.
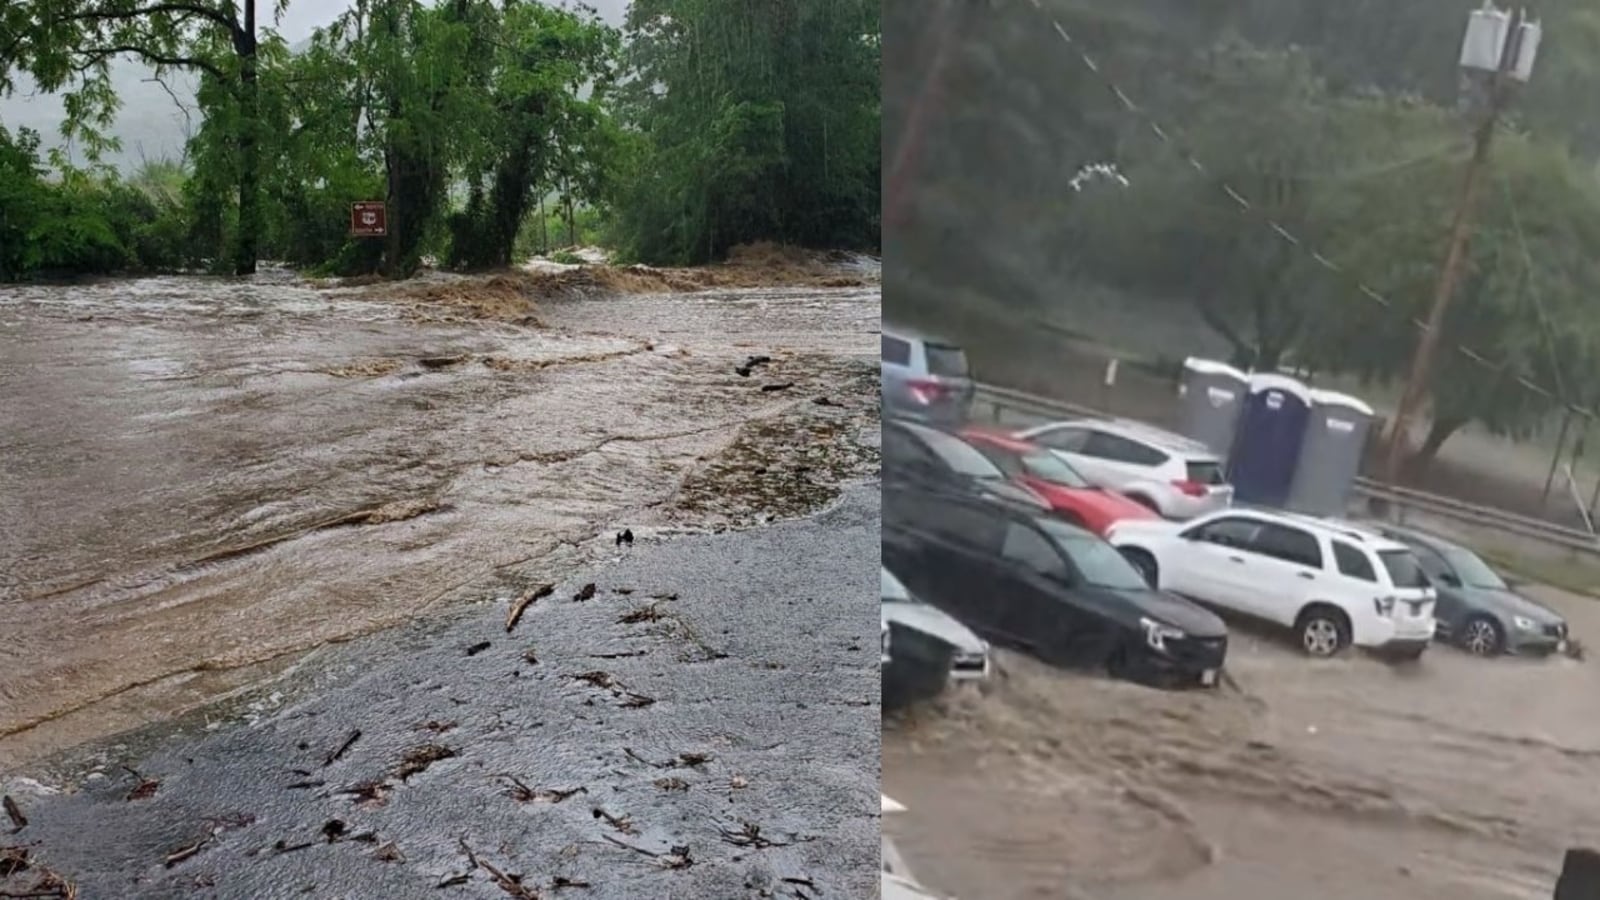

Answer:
[2,797,26,833]
[392,744,457,781]
[599,834,694,869]
[121,767,160,802]
[505,583,554,632]
[591,808,637,835]
[163,836,212,868]
[458,839,541,899]
[322,729,362,767]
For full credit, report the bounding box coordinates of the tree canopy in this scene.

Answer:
[888,0,1600,469]
[0,0,881,278]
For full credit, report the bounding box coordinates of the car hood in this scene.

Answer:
[1458,587,1565,624]
[882,601,988,653]
[1030,481,1157,518]
[1107,587,1228,637]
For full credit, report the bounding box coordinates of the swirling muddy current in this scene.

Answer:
[884,584,1600,900]
[0,272,880,772]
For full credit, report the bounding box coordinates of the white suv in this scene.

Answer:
[1107,510,1436,658]
[1015,418,1232,519]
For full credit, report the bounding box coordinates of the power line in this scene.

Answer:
[1025,0,1591,419]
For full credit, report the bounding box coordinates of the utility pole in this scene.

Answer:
[1383,4,1539,489]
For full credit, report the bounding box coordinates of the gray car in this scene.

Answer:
[881,566,990,710]
[881,325,975,426]
[1378,525,1570,657]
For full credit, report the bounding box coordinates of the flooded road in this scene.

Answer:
[884,583,1600,900]
[0,269,879,772]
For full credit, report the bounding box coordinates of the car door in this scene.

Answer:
[992,519,1077,652]
[1076,430,1158,491]
[1408,542,1467,633]
[1164,515,1269,612]
[1237,523,1325,625]
[916,497,1008,633]
[1029,425,1107,481]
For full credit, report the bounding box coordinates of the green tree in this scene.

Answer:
[612,0,880,264]
[1309,132,1600,470]
[446,1,619,270]
[1,0,282,275]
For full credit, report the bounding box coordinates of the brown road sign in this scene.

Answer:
[351,201,387,237]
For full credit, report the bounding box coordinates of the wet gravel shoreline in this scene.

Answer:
[1,483,881,899]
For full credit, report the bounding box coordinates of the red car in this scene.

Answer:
[959,427,1160,535]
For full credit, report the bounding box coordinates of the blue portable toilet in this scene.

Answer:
[1227,373,1313,507]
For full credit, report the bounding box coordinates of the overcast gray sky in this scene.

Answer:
[0,0,629,170]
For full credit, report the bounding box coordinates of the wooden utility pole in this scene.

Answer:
[1383,7,1525,489]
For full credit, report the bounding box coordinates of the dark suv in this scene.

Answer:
[883,486,1228,688]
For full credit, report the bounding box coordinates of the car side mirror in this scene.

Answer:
[1439,572,1461,588]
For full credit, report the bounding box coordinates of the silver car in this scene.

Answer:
[1016,418,1233,520]
[881,566,989,710]
[881,326,975,426]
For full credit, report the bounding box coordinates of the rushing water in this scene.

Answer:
[0,269,880,771]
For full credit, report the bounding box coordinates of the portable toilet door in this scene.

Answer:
[1176,358,1250,461]
[1285,389,1375,517]
[1227,373,1313,507]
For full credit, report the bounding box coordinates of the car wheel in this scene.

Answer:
[1295,605,1351,658]
[1460,615,1505,657]
[1120,548,1159,588]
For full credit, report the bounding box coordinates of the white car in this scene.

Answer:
[881,567,990,681]
[1107,510,1436,658]
[1015,418,1232,520]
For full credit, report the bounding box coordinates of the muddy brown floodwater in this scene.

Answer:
[885,582,1600,900]
[0,268,880,773]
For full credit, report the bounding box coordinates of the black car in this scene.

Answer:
[883,418,1050,511]
[883,489,1228,687]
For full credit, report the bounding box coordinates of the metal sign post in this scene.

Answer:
[350,201,388,238]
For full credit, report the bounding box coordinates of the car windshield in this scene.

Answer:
[1043,524,1150,590]
[916,427,1006,479]
[880,568,921,604]
[1378,549,1431,589]
[1021,449,1092,488]
[1442,548,1508,590]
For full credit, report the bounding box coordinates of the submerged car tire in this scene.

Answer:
[1120,548,1159,588]
[1295,604,1351,658]
[1459,615,1505,657]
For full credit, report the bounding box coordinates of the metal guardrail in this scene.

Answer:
[970,381,1600,556]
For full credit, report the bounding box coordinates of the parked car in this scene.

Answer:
[883,418,1051,512]
[959,426,1160,535]
[1108,510,1435,659]
[1375,525,1570,657]
[882,566,990,710]
[883,489,1228,688]
[882,325,976,425]
[1014,418,1233,519]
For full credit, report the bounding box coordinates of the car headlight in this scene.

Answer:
[1513,616,1538,632]
[1140,616,1185,653]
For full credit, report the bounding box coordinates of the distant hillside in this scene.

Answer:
[2,62,199,170]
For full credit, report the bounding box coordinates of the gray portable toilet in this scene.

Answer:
[1285,388,1375,516]
[1176,358,1250,459]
